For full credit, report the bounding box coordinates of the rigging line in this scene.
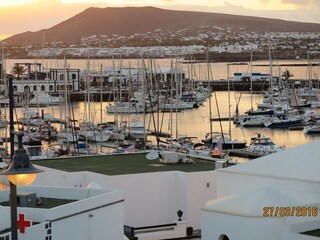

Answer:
[143,58,159,148]
[13,106,22,132]
[158,62,173,137]
[209,61,225,142]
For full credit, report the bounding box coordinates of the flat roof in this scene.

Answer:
[0,197,77,209]
[33,152,215,175]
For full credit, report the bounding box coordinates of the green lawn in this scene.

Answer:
[34,153,215,175]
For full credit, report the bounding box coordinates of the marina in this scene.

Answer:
[0,57,319,159]
[1,2,320,239]
[1,57,320,240]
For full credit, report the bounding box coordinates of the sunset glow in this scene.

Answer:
[0,0,32,7]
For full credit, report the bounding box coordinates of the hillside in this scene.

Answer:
[5,6,320,45]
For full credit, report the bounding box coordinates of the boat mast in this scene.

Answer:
[1,40,8,156]
[99,64,103,153]
[169,60,174,149]
[63,55,69,153]
[206,51,213,148]
[250,51,253,110]
[175,56,179,139]
[268,36,273,106]
[227,63,231,140]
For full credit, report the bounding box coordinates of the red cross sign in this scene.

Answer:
[17,213,31,234]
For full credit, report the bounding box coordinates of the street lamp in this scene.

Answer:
[0,134,44,240]
[0,77,43,240]
[0,133,44,185]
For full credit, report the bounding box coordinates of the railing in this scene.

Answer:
[124,223,177,238]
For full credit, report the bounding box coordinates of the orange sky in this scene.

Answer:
[0,0,319,39]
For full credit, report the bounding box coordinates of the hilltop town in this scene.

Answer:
[3,7,320,61]
[5,28,320,61]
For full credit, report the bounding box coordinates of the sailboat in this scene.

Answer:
[203,54,246,151]
[29,92,64,106]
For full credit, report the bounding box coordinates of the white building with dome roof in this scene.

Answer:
[201,140,320,240]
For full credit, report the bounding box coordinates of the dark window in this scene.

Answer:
[219,234,229,240]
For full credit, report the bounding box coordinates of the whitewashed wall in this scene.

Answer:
[214,170,320,199]
[34,168,216,229]
[201,211,283,240]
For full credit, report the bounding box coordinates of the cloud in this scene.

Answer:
[260,0,320,9]
[163,2,320,23]
[0,0,32,7]
[281,0,320,8]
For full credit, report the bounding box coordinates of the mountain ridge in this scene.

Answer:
[5,6,320,45]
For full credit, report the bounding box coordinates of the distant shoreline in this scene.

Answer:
[5,49,317,64]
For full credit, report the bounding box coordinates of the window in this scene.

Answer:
[33,85,37,91]
[49,85,53,91]
[72,73,77,80]
[24,86,30,92]
[60,74,64,80]
[13,86,17,91]
[219,234,229,240]
[41,85,45,91]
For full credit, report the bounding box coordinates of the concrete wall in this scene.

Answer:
[84,171,216,229]
[201,211,283,240]
[52,200,123,240]
[33,166,87,187]
[215,170,320,199]
[34,168,216,229]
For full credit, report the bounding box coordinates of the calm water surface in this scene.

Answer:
[3,58,320,151]
[5,58,320,81]
[0,91,317,151]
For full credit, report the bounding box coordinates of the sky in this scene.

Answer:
[0,0,320,39]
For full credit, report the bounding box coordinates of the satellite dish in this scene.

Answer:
[146,151,159,160]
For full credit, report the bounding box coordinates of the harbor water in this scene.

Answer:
[5,58,320,81]
[2,58,320,154]
[0,91,317,153]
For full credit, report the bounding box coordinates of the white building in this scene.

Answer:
[233,72,270,81]
[1,153,215,239]
[201,140,320,240]
[32,167,215,231]
[0,185,125,240]
[210,44,259,53]
[2,63,81,94]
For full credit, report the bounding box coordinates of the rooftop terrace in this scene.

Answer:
[0,197,77,209]
[33,152,216,175]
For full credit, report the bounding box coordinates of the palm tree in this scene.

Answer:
[11,64,26,79]
[281,70,293,81]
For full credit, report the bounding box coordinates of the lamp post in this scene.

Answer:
[0,77,43,240]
